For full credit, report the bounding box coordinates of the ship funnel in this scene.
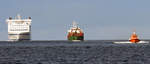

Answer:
[28,17,31,19]
[9,17,12,20]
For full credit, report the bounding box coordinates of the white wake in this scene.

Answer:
[114,41,149,44]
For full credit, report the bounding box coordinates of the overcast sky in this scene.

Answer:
[0,0,150,40]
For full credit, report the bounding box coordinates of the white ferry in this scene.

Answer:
[6,14,32,41]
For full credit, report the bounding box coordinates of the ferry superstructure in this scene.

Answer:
[67,21,84,41]
[6,14,32,41]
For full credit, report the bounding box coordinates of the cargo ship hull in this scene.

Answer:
[68,36,84,41]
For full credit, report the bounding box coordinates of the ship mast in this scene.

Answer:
[72,21,78,28]
[16,14,21,19]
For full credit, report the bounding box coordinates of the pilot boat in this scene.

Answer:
[114,31,149,43]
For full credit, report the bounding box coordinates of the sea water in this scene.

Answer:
[0,40,149,64]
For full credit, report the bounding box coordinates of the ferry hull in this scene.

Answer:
[8,32,31,41]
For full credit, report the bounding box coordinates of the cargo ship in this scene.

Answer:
[6,14,32,41]
[114,31,149,43]
[67,21,84,41]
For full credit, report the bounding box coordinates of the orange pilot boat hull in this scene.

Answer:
[129,39,140,43]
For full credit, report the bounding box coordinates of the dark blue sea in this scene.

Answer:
[0,40,149,64]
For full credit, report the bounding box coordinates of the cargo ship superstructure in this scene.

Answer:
[67,21,84,41]
[6,14,32,41]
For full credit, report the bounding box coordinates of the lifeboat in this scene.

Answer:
[129,32,140,43]
[67,21,84,41]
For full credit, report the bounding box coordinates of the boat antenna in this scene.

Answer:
[133,29,136,34]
